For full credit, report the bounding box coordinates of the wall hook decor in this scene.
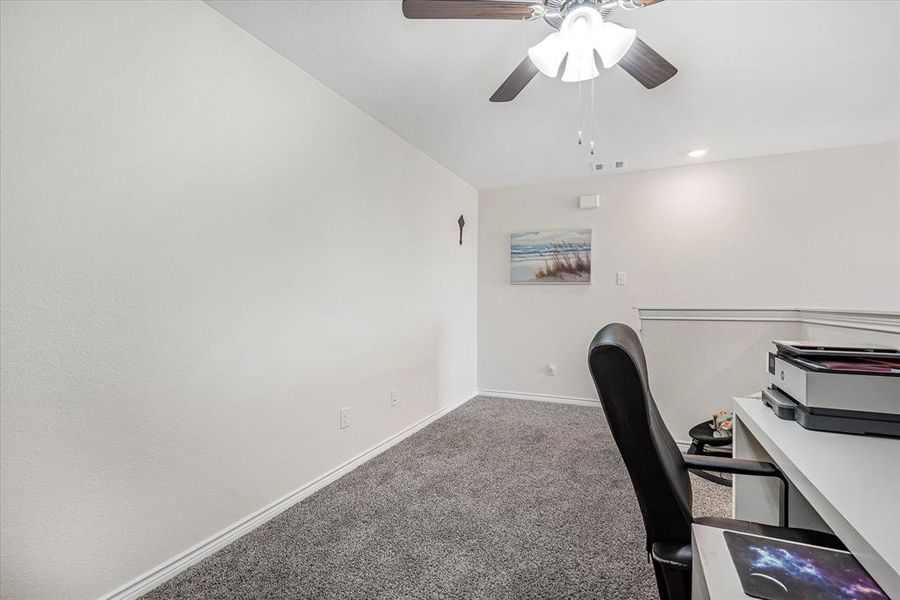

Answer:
[458,214,465,246]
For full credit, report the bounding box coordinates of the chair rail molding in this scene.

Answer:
[636,307,900,335]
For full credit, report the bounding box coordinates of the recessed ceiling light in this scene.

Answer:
[687,149,708,159]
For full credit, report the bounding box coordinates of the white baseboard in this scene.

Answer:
[478,388,600,407]
[479,390,694,451]
[101,390,478,600]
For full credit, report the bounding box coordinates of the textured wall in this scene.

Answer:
[0,2,477,597]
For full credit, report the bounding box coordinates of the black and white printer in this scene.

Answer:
[763,341,900,437]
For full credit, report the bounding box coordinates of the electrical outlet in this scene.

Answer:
[391,389,399,407]
[340,407,350,429]
[547,362,558,377]
[616,271,628,286]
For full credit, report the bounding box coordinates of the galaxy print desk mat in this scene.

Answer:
[723,531,887,599]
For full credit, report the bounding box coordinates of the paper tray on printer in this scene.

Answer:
[788,354,900,376]
[773,341,899,360]
[763,387,900,437]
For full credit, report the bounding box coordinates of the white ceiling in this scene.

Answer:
[206,0,900,189]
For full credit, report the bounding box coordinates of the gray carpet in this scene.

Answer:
[144,397,730,599]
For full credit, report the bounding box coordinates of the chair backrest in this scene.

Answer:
[587,323,693,551]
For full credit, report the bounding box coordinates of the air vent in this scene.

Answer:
[593,161,627,172]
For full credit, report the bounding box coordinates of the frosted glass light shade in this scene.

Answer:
[561,6,602,53]
[594,22,636,68]
[559,6,603,82]
[528,6,625,83]
[528,32,567,78]
[561,49,599,83]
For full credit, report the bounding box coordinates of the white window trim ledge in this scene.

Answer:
[635,307,900,335]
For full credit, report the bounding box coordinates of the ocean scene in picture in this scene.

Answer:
[510,229,592,284]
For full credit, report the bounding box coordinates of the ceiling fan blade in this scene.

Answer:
[490,57,539,102]
[633,0,666,6]
[617,37,677,89]
[402,0,540,19]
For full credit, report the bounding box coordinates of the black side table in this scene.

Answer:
[687,420,733,487]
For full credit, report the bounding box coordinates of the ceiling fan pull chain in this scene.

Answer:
[577,79,583,146]
[589,75,596,155]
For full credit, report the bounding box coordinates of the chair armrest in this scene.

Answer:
[683,455,781,478]
[685,454,789,526]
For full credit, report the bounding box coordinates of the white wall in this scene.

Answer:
[478,144,900,406]
[799,322,900,347]
[0,2,477,598]
[640,319,801,442]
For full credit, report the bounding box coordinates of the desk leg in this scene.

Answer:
[691,529,711,600]
[733,414,831,533]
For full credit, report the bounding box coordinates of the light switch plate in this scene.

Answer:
[616,271,627,286]
[579,194,600,209]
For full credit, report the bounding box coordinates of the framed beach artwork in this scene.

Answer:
[510,229,592,284]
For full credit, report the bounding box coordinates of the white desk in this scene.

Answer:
[691,525,756,600]
[730,396,900,598]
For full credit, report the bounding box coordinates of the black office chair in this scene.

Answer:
[587,323,844,600]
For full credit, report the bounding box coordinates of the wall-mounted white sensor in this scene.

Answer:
[579,194,600,209]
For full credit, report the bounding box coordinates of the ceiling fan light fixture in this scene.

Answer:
[402,0,679,103]
[555,6,602,83]
[560,49,599,82]
[594,22,637,68]
[528,32,566,78]
[561,6,602,48]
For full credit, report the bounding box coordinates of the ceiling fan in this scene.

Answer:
[402,0,677,102]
